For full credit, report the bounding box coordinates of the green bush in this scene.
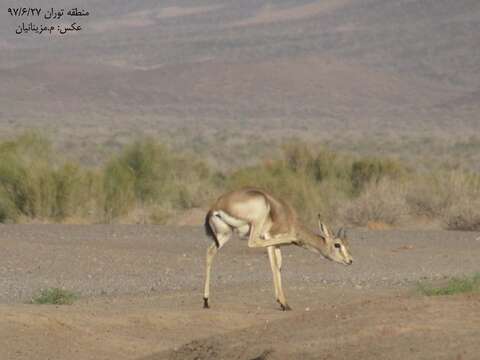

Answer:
[103,158,136,221]
[102,138,215,222]
[2,133,480,230]
[0,187,17,222]
[0,133,86,221]
[281,141,314,173]
[31,288,78,305]
[0,133,217,223]
[351,157,408,193]
[418,273,480,296]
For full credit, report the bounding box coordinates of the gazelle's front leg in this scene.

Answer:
[274,247,289,310]
[267,246,290,311]
[258,232,296,248]
[267,246,279,301]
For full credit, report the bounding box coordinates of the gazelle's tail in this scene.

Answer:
[204,210,219,248]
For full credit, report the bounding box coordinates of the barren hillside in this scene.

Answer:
[1,0,479,160]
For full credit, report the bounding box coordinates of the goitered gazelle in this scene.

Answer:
[203,188,353,311]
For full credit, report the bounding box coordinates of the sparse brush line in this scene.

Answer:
[1,132,480,230]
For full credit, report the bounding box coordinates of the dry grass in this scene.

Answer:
[406,172,480,231]
[2,133,480,230]
[441,173,480,231]
[341,179,409,227]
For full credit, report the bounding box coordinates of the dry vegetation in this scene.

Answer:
[1,132,479,231]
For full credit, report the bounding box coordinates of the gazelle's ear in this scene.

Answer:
[318,222,331,239]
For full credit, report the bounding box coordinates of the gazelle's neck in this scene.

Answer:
[295,222,329,256]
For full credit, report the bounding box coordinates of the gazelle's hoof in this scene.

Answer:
[278,301,291,311]
[203,297,210,309]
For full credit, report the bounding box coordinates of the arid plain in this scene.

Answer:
[1,225,480,359]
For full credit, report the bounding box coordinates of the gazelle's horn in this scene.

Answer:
[336,227,343,238]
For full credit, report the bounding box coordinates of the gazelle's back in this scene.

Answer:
[212,188,296,235]
[212,188,269,222]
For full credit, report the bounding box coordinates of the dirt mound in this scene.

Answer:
[142,293,480,360]
[162,339,274,360]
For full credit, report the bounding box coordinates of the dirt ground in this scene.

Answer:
[1,225,479,360]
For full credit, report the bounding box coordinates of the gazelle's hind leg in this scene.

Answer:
[235,223,250,238]
[247,214,272,248]
[203,243,217,308]
[203,216,232,309]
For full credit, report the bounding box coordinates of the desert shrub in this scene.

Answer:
[0,187,17,222]
[0,133,94,222]
[50,163,84,219]
[0,133,217,223]
[31,288,78,305]
[281,141,352,184]
[121,140,171,201]
[281,141,314,173]
[406,171,480,230]
[103,140,169,221]
[167,154,214,209]
[351,157,408,193]
[103,158,136,221]
[311,148,352,184]
[0,154,29,219]
[341,179,409,226]
[406,173,449,219]
[149,205,175,224]
[444,204,480,231]
[4,133,480,230]
[440,172,480,231]
[102,138,215,221]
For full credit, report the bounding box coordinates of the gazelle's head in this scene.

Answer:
[314,219,353,266]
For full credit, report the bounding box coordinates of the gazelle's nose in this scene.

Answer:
[348,259,353,265]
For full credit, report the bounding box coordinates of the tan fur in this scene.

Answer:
[203,187,353,311]
[212,187,295,238]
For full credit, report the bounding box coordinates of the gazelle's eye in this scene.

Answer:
[334,243,341,249]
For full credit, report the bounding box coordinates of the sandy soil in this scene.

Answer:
[1,225,479,360]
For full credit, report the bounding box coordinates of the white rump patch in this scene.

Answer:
[213,210,248,228]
